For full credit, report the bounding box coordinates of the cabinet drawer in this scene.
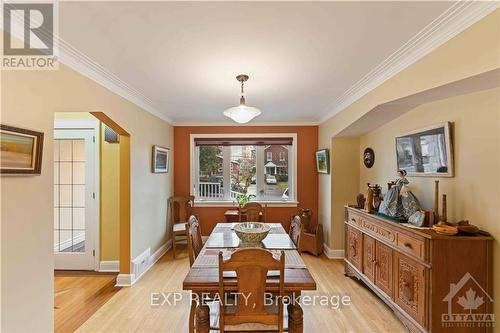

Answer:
[361,218,396,244]
[347,211,361,227]
[397,233,425,260]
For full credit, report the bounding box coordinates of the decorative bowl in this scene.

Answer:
[234,222,271,245]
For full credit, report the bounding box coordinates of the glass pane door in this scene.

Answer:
[54,139,86,253]
[54,128,96,270]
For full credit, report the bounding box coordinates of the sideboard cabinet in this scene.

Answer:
[344,206,493,333]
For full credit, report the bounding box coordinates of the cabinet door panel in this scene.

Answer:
[394,252,426,326]
[346,226,362,271]
[375,242,393,298]
[363,235,376,282]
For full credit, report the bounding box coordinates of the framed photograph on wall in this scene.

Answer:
[152,145,169,173]
[315,149,330,174]
[1,124,44,175]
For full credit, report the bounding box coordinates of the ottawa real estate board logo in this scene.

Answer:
[2,1,58,69]
[442,272,495,328]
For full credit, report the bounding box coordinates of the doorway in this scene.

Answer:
[53,127,99,270]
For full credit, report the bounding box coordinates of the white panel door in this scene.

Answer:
[54,129,97,270]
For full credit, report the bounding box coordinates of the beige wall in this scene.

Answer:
[359,88,500,222]
[100,125,120,261]
[1,64,174,331]
[330,137,360,249]
[318,10,500,250]
[358,87,500,323]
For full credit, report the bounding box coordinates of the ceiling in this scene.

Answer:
[58,1,457,124]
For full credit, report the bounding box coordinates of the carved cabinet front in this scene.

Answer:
[362,235,376,282]
[375,241,393,298]
[347,226,362,271]
[394,252,426,326]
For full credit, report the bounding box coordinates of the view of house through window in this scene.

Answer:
[198,145,224,199]
[194,137,294,202]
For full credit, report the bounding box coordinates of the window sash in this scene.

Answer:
[191,134,296,203]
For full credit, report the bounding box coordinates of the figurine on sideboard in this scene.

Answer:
[379,169,421,219]
[367,183,383,211]
[356,193,366,209]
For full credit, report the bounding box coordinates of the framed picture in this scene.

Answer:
[152,145,169,173]
[1,124,44,174]
[315,149,330,174]
[395,122,454,177]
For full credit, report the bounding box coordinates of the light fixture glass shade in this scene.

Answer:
[223,104,261,123]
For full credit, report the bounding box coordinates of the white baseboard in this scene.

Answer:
[149,239,173,269]
[323,243,345,259]
[116,274,134,287]
[99,260,120,272]
[116,239,172,287]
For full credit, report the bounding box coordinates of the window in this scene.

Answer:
[192,135,296,204]
[280,151,285,161]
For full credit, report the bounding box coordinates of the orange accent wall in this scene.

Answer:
[173,126,319,235]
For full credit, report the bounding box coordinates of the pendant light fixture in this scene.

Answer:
[223,74,262,123]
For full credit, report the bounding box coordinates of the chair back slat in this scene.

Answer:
[289,215,302,247]
[168,196,194,228]
[186,215,203,266]
[239,202,264,222]
[218,248,284,332]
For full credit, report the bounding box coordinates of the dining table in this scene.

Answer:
[182,222,317,333]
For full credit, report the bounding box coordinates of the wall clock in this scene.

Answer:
[363,147,375,168]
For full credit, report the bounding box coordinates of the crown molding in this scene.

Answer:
[57,38,174,124]
[172,121,320,127]
[7,9,173,125]
[319,1,500,124]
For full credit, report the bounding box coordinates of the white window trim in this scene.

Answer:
[190,133,298,207]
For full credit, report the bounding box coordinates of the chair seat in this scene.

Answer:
[208,301,286,332]
[173,223,187,233]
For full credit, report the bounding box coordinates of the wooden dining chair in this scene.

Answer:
[216,248,285,333]
[168,195,195,258]
[186,215,203,267]
[239,202,265,222]
[289,213,323,256]
[289,215,302,250]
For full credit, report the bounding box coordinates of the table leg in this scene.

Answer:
[189,296,196,333]
[195,302,210,333]
[287,301,303,333]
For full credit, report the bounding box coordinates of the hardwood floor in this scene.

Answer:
[76,246,407,332]
[55,271,120,333]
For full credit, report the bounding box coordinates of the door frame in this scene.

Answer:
[54,118,100,271]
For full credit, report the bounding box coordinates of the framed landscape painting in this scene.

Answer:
[152,145,169,173]
[0,125,44,174]
[316,149,329,174]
